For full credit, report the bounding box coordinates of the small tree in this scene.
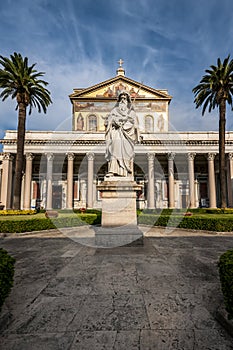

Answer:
[193,56,233,208]
[0,53,52,209]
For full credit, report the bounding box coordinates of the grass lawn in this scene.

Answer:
[0,212,84,220]
[0,213,45,220]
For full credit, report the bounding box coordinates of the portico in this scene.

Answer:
[1,130,232,210]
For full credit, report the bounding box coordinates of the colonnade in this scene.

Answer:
[1,151,233,210]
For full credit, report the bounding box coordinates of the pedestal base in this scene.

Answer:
[95,225,143,248]
[97,177,141,227]
[96,177,143,247]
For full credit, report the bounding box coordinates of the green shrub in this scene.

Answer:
[0,248,15,311]
[79,213,101,225]
[205,208,233,214]
[36,208,46,213]
[53,214,100,227]
[0,214,101,233]
[139,208,233,215]
[180,216,233,231]
[218,250,233,319]
[138,214,233,231]
[2,210,233,233]
[0,218,55,233]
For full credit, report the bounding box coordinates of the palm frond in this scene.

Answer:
[0,52,52,114]
[193,55,233,115]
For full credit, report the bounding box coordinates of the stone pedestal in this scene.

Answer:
[94,225,143,248]
[98,177,141,227]
[96,177,143,247]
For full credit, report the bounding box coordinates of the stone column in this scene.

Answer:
[24,153,34,210]
[207,153,217,208]
[87,152,95,208]
[80,179,87,207]
[167,152,175,208]
[1,153,14,209]
[187,152,196,208]
[46,153,54,210]
[147,153,155,209]
[194,180,199,208]
[66,153,75,209]
[227,153,233,207]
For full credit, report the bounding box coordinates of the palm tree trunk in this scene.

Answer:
[219,99,227,208]
[13,102,26,209]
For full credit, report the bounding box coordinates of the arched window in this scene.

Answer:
[88,115,97,131]
[145,115,154,132]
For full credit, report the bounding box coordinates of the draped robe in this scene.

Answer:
[105,105,140,177]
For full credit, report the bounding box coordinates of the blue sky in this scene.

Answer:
[1,0,233,138]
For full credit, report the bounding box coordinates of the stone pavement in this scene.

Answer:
[0,226,233,349]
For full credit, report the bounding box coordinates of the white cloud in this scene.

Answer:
[1,0,233,136]
[27,59,111,131]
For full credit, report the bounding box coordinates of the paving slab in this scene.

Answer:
[0,226,233,349]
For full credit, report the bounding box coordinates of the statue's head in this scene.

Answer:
[117,90,131,104]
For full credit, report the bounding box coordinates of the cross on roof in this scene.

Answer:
[118,58,124,67]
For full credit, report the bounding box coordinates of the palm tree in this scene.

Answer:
[0,52,52,209]
[193,55,233,208]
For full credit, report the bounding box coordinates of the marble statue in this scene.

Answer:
[105,91,140,177]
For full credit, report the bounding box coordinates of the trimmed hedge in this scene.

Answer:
[0,211,233,233]
[205,208,233,215]
[138,214,233,232]
[139,208,233,215]
[0,248,15,311]
[0,214,101,233]
[0,218,55,233]
[218,250,233,319]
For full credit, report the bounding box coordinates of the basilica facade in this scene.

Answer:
[1,62,233,210]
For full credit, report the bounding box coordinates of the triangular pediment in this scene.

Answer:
[69,75,172,101]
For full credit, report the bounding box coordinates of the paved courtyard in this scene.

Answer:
[0,226,233,349]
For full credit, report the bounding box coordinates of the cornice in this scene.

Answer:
[0,139,106,146]
[140,140,222,146]
[2,139,233,147]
